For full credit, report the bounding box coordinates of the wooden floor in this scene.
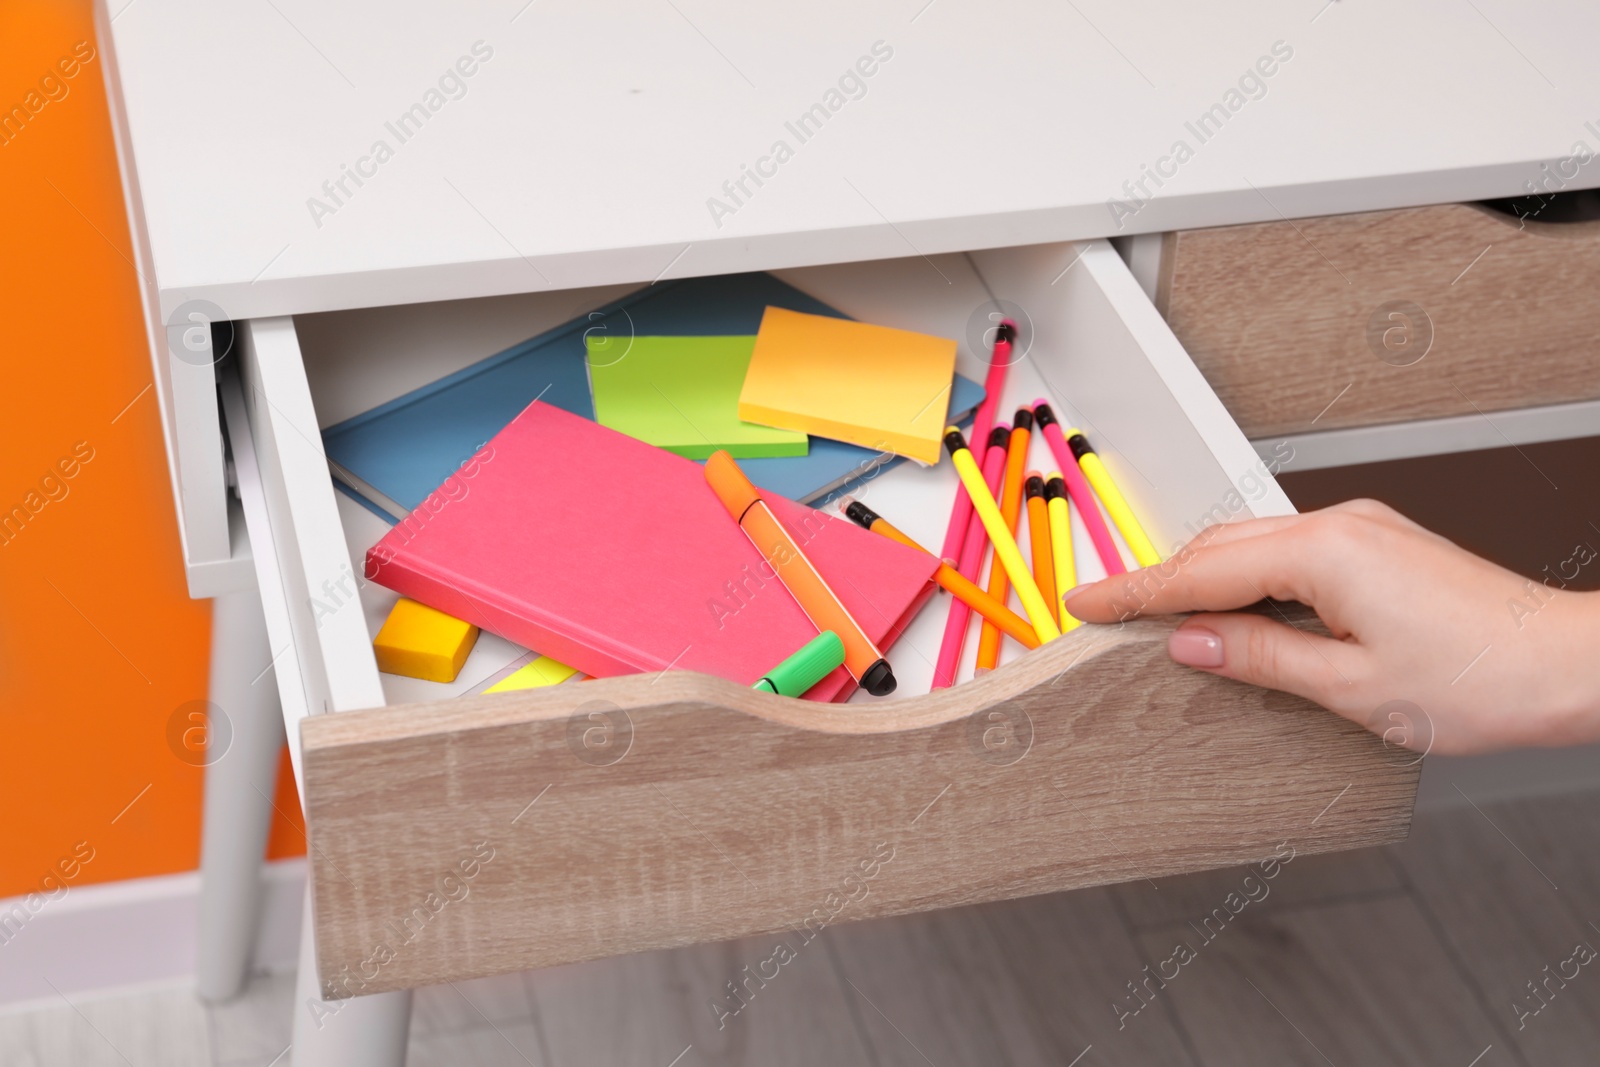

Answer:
[4,786,1597,1067]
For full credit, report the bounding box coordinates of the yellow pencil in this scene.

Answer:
[1065,428,1161,568]
[1044,472,1080,631]
[943,428,1061,642]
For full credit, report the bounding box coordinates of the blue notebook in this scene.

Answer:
[323,273,984,520]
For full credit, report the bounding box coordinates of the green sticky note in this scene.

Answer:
[587,335,809,460]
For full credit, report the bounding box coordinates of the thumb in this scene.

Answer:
[1167,613,1356,711]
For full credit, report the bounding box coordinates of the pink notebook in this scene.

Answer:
[365,402,939,701]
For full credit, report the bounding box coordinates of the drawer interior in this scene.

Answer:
[276,240,1295,714]
[226,240,1416,998]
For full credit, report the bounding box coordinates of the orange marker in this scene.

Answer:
[977,408,1032,672]
[704,451,896,696]
[1023,472,1057,624]
[840,499,1040,651]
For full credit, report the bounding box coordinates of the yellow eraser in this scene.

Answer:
[485,656,579,693]
[373,598,479,683]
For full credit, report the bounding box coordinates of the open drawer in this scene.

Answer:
[228,239,1419,1000]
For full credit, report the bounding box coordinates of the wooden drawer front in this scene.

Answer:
[300,619,1416,998]
[1159,204,1600,439]
[228,239,1417,995]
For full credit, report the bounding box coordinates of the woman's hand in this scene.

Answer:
[1060,500,1600,754]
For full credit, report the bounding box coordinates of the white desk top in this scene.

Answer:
[106,0,1598,320]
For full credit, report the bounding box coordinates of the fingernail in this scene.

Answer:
[1168,627,1224,668]
[1061,583,1090,602]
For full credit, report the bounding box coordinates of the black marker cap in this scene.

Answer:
[987,426,1011,451]
[1033,401,1059,429]
[1066,432,1095,461]
[1013,407,1034,433]
[995,319,1018,345]
[861,658,897,696]
[1024,474,1045,499]
[1043,476,1065,502]
[843,499,882,530]
[943,428,970,456]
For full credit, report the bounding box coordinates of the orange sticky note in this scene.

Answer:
[737,307,958,465]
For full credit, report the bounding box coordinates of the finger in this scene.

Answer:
[1168,614,1358,710]
[1062,531,1327,622]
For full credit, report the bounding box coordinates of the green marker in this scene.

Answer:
[752,631,847,697]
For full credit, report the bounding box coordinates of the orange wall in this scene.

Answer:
[1,0,303,899]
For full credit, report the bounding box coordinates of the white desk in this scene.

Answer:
[109,0,1599,319]
[102,0,1600,588]
[95,3,1600,1064]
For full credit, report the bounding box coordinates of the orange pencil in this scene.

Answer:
[976,408,1032,672]
[704,450,896,695]
[840,499,1040,650]
[1023,472,1057,622]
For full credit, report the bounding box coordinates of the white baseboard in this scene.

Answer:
[0,858,304,1013]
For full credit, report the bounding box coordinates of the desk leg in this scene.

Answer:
[292,886,413,1066]
[196,584,287,1002]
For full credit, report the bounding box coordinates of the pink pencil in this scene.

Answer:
[1033,401,1126,575]
[931,426,1011,688]
[936,321,1015,564]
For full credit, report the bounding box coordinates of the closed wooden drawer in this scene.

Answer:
[1157,203,1600,438]
[227,240,1419,999]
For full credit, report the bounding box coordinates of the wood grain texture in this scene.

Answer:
[526,932,878,1066]
[969,889,1200,1064]
[1394,791,1600,1065]
[1158,204,1600,438]
[823,906,1074,1067]
[205,969,294,1065]
[408,972,533,1038]
[1135,896,1502,1066]
[5,985,211,1067]
[1113,846,1404,930]
[406,1020,544,1067]
[17,791,1600,1065]
[299,613,1419,998]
